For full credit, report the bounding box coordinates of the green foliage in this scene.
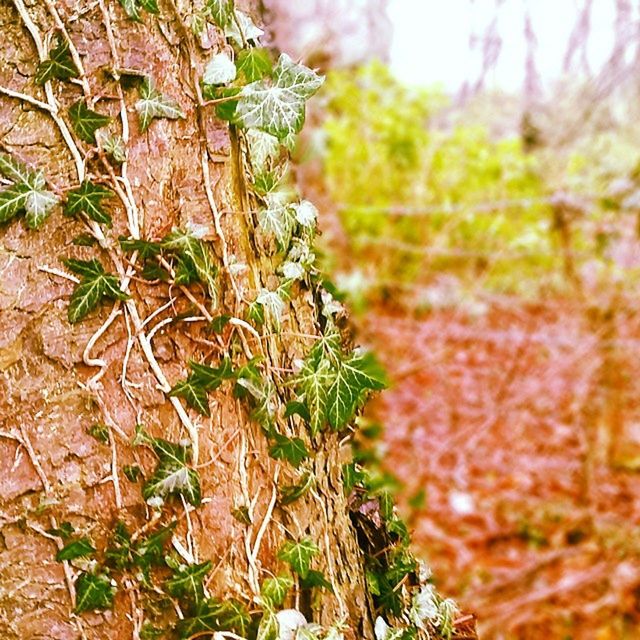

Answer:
[280,471,314,505]
[260,574,293,607]
[165,560,212,605]
[206,0,234,28]
[0,153,58,228]
[74,572,115,613]
[47,522,74,539]
[87,423,109,443]
[119,0,158,22]
[63,258,128,323]
[56,537,95,561]
[268,432,309,467]
[300,569,333,592]
[69,100,111,144]
[35,37,78,85]
[136,429,201,506]
[176,598,251,639]
[292,334,387,433]
[170,357,234,416]
[236,48,273,83]
[277,538,319,579]
[136,77,184,132]
[65,180,114,225]
[236,54,324,140]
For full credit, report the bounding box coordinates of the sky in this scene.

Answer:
[387,0,621,92]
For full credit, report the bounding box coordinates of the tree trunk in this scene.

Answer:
[0,3,474,640]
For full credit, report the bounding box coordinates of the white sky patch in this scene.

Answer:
[387,0,621,92]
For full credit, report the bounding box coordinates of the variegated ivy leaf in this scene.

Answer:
[256,610,279,640]
[259,195,294,251]
[260,574,294,608]
[203,53,236,85]
[281,261,305,281]
[142,436,201,506]
[206,0,234,28]
[135,77,185,132]
[409,584,439,629]
[25,187,58,228]
[235,54,324,140]
[98,132,126,163]
[68,100,111,144]
[35,37,78,85]
[246,129,280,172]
[224,10,264,46]
[292,200,318,227]
[0,153,37,185]
[256,289,285,331]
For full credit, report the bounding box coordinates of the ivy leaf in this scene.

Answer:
[24,185,58,228]
[119,0,158,21]
[203,53,236,85]
[224,10,264,46]
[65,180,114,225]
[0,153,36,184]
[247,129,280,173]
[300,569,333,592]
[136,77,185,132]
[256,289,286,331]
[63,258,128,323]
[296,355,333,436]
[176,598,251,639]
[209,314,231,333]
[280,471,314,505]
[134,522,176,569]
[269,433,309,468]
[35,37,78,85]
[142,437,201,506]
[46,521,74,540]
[235,54,324,140]
[99,132,126,163]
[261,574,293,608]
[0,184,30,225]
[69,100,111,144]
[169,376,210,416]
[327,352,387,429]
[277,538,319,579]
[56,536,96,561]
[256,610,279,640]
[259,197,294,251]
[74,572,115,613]
[165,560,212,605]
[189,356,234,390]
[236,48,273,83]
[119,236,162,258]
[206,0,234,28]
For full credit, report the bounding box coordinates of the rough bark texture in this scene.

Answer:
[0,1,373,638]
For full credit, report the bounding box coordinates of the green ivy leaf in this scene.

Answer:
[65,180,114,225]
[209,314,231,333]
[74,572,115,613]
[269,433,309,468]
[35,37,78,85]
[295,353,333,436]
[300,569,333,592]
[206,0,234,28]
[260,574,293,607]
[119,0,158,21]
[69,100,111,144]
[63,258,128,323]
[165,560,212,605]
[327,352,387,429]
[0,184,30,225]
[176,598,251,639]
[189,356,234,390]
[136,77,185,132]
[56,536,95,561]
[87,423,109,443]
[119,236,163,259]
[277,538,319,579]
[46,521,74,540]
[123,464,142,482]
[142,437,201,506]
[236,47,273,83]
[280,471,314,505]
[169,376,210,416]
[235,54,324,140]
[139,622,165,640]
[256,610,279,640]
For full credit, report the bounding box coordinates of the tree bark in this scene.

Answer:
[0,2,373,638]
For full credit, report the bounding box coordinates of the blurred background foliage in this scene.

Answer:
[264,0,640,637]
